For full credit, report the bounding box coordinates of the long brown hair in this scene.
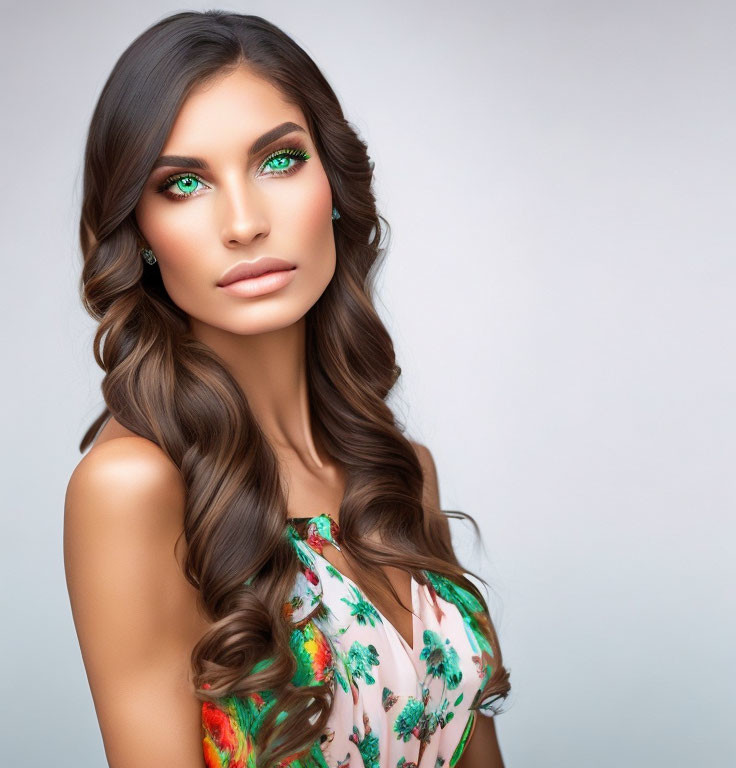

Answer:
[77,10,510,766]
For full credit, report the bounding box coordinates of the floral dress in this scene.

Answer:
[202,513,498,768]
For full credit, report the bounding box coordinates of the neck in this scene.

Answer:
[188,314,325,469]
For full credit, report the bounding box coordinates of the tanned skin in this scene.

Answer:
[65,65,504,767]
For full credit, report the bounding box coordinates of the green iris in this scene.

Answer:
[266,155,292,172]
[175,176,199,194]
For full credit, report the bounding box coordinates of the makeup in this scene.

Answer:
[218,267,296,297]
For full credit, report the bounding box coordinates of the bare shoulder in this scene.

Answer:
[409,440,441,512]
[66,433,185,526]
[64,433,209,767]
[65,433,189,566]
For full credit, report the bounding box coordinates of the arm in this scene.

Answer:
[411,441,506,768]
[64,437,211,767]
[455,712,505,768]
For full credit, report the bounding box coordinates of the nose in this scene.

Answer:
[219,173,270,246]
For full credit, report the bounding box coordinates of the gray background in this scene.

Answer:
[1,1,734,766]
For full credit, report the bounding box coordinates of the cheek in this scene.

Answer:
[135,199,212,305]
[287,175,336,282]
[290,174,334,247]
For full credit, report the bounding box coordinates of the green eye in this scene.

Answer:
[156,146,311,201]
[260,147,311,176]
[173,176,202,195]
[158,173,207,200]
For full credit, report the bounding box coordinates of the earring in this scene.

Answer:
[140,247,157,265]
[331,206,340,221]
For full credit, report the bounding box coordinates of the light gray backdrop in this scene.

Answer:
[1,1,734,766]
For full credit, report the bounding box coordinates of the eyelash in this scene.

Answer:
[156,146,312,200]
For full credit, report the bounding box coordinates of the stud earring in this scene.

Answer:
[140,247,157,265]
[331,206,340,221]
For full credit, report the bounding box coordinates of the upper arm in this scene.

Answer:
[64,438,210,768]
[455,714,505,768]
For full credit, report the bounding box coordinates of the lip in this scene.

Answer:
[218,267,296,298]
[217,256,296,286]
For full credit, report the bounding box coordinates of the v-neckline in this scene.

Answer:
[287,513,421,653]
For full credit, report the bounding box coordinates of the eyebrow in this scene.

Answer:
[151,121,308,172]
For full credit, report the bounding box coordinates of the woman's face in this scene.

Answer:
[134,65,336,336]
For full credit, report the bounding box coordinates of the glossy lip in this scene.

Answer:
[217,256,296,286]
[218,267,296,298]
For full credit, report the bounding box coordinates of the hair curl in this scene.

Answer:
[77,11,510,766]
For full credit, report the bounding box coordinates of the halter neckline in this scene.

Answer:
[286,512,341,546]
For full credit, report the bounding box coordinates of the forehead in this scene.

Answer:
[162,66,307,153]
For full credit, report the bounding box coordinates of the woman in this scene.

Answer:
[64,11,511,768]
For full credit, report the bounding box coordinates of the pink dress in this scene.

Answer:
[202,513,499,768]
